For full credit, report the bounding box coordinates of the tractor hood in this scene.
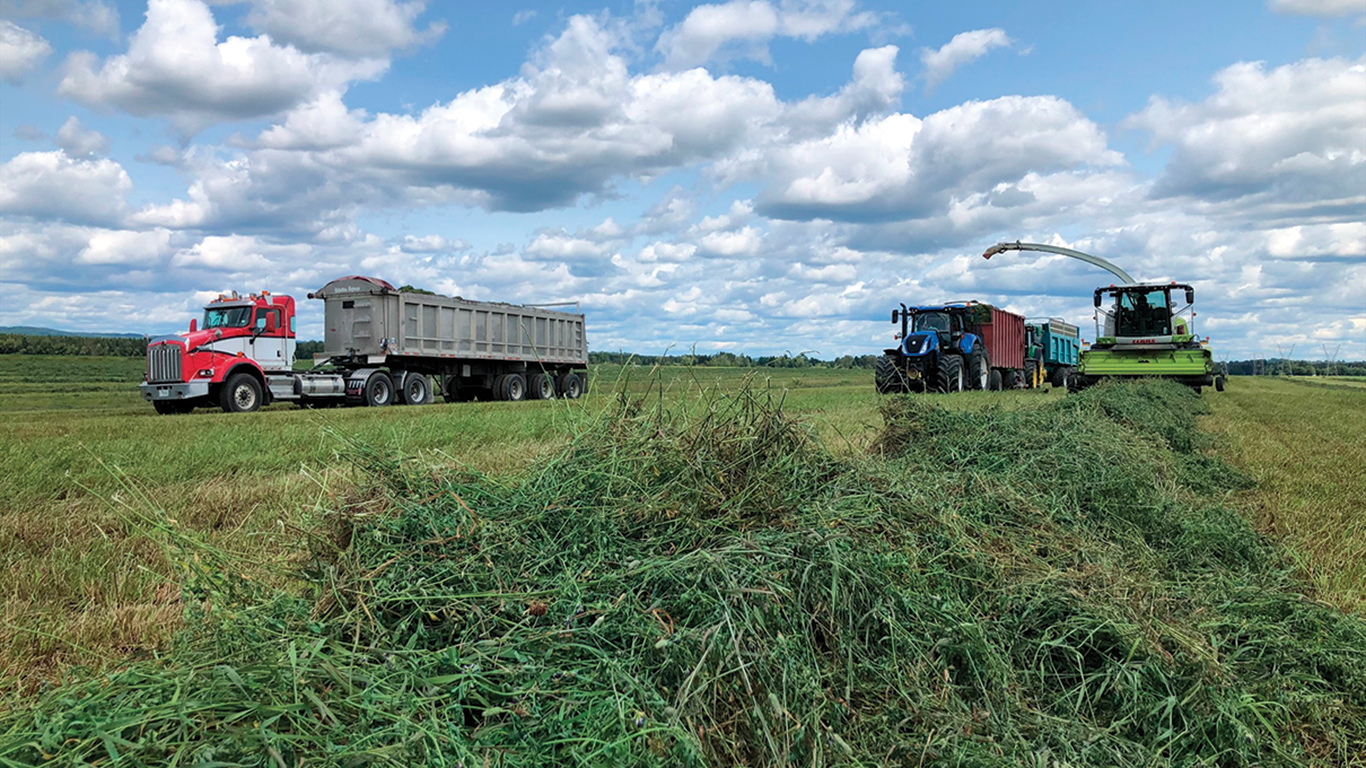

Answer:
[901,331,938,356]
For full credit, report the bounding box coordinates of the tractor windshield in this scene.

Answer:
[203,306,253,329]
[1114,289,1171,337]
[913,312,951,334]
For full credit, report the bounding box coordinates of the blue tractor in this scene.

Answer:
[875,302,998,393]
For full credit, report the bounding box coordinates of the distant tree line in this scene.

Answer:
[1224,359,1366,376]
[589,351,881,369]
[1,334,325,362]
[0,334,147,357]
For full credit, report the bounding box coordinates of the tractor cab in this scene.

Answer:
[1094,283,1197,349]
[893,304,972,357]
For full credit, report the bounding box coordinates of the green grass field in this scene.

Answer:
[2,357,1363,766]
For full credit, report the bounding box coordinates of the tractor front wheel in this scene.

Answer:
[935,355,964,393]
[874,354,907,394]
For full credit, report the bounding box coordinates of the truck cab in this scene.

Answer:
[142,291,296,413]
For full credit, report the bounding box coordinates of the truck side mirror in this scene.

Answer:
[1184,287,1195,305]
[1093,291,1103,308]
[891,310,900,323]
[189,319,197,332]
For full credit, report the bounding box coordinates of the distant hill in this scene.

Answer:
[0,325,145,339]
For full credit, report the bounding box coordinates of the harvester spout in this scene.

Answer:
[982,241,1136,285]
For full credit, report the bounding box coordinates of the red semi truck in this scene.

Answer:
[141,276,589,414]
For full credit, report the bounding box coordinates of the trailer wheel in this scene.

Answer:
[400,373,431,405]
[988,369,1003,391]
[968,345,989,390]
[501,373,527,402]
[1003,369,1020,390]
[1050,366,1067,388]
[363,371,394,407]
[529,372,556,400]
[220,373,263,413]
[557,372,583,399]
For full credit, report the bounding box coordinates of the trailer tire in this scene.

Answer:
[400,373,431,405]
[988,369,1003,391]
[557,372,583,400]
[1003,369,1020,390]
[363,371,394,407]
[529,372,556,400]
[501,373,527,402]
[220,373,263,413]
[1050,366,1066,388]
[968,345,990,390]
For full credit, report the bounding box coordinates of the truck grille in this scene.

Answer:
[147,343,183,383]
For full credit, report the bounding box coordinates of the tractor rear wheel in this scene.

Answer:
[968,345,989,390]
[1024,360,1038,389]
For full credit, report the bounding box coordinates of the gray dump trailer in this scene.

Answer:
[295,276,589,406]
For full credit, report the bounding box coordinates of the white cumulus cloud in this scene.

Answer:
[237,0,446,58]
[0,20,51,84]
[656,0,876,69]
[919,28,1012,92]
[58,0,386,133]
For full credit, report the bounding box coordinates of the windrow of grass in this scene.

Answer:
[2,380,1363,766]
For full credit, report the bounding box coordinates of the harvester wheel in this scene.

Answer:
[988,369,1003,391]
[1215,375,1226,392]
[968,345,989,390]
[362,371,394,407]
[220,373,263,413]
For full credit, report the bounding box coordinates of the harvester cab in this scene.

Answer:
[1095,283,1196,344]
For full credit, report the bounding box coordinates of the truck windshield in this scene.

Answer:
[203,306,252,329]
[913,312,951,334]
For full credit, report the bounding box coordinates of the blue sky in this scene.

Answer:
[2,0,1363,361]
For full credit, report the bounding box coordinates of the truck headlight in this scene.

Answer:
[196,368,214,378]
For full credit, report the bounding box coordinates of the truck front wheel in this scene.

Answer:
[220,373,263,413]
[363,372,394,406]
